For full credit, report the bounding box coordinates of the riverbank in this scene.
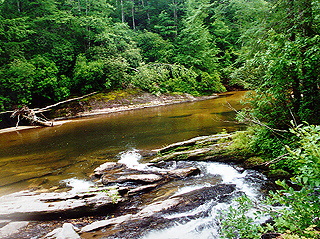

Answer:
[52,90,219,119]
[0,90,220,134]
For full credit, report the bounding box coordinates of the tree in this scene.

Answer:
[174,0,220,76]
[232,0,320,127]
[0,59,35,108]
[135,30,174,63]
[152,11,177,40]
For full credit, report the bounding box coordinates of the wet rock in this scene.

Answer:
[0,220,11,228]
[102,173,163,185]
[166,166,200,178]
[78,198,181,234]
[153,134,232,154]
[150,134,234,163]
[109,216,172,239]
[136,198,181,218]
[98,183,237,239]
[127,183,162,196]
[93,162,126,177]
[80,214,133,233]
[0,189,123,220]
[44,223,80,239]
[117,174,163,183]
[151,147,214,162]
[166,183,237,213]
[0,221,29,238]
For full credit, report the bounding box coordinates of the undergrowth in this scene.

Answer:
[220,124,320,238]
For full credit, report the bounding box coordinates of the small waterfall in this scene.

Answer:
[141,162,266,239]
[118,149,147,170]
[203,162,265,199]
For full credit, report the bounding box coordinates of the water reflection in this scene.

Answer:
[0,91,247,195]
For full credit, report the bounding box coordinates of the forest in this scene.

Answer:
[0,0,320,238]
[0,0,319,125]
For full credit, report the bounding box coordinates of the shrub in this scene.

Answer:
[220,124,320,238]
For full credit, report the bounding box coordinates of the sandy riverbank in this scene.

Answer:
[77,93,218,118]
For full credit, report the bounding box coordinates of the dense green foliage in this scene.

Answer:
[1,0,245,111]
[232,0,320,127]
[1,0,318,126]
[220,2,319,237]
[221,124,320,238]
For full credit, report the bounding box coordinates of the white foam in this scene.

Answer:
[173,184,210,197]
[203,162,258,199]
[62,178,94,193]
[142,163,266,239]
[143,213,220,239]
[118,149,147,170]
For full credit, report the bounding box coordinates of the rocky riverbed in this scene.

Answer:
[0,133,272,239]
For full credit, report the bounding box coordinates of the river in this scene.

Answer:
[0,91,247,196]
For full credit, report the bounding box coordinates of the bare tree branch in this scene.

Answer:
[226,102,288,133]
[3,92,98,127]
[34,92,97,113]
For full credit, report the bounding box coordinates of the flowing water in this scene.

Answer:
[0,91,270,239]
[0,91,248,196]
[111,148,267,239]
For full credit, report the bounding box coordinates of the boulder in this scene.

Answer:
[136,198,181,218]
[169,184,236,212]
[151,146,220,162]
[127,183,161,196]
[93,162,126,177]
[102,173,163,185]
[91,183,237,239]
[117,174,163,183]
[166,167,201,178]
[80,214,133,233]
[44,223,80,239]
[153,134,232,154]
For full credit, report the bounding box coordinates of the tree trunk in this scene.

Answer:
[141,0,150,22]
[131,0,136,30]
[121,0,125,23]
[172,0,178,34]
[17,0,21,12]
[11,106,53,128]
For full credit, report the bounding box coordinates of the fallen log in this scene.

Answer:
[6,92,97,128]
[10,105,53,127]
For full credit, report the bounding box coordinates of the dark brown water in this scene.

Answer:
[0,91,247,195]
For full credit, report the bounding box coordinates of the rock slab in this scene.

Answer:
[0,189,122,220]
[0,221,29,238]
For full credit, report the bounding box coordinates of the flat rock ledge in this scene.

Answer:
[151,134,234,162]
[93,161,201,198]
[0,187,123,221]
[0,221,29,238]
